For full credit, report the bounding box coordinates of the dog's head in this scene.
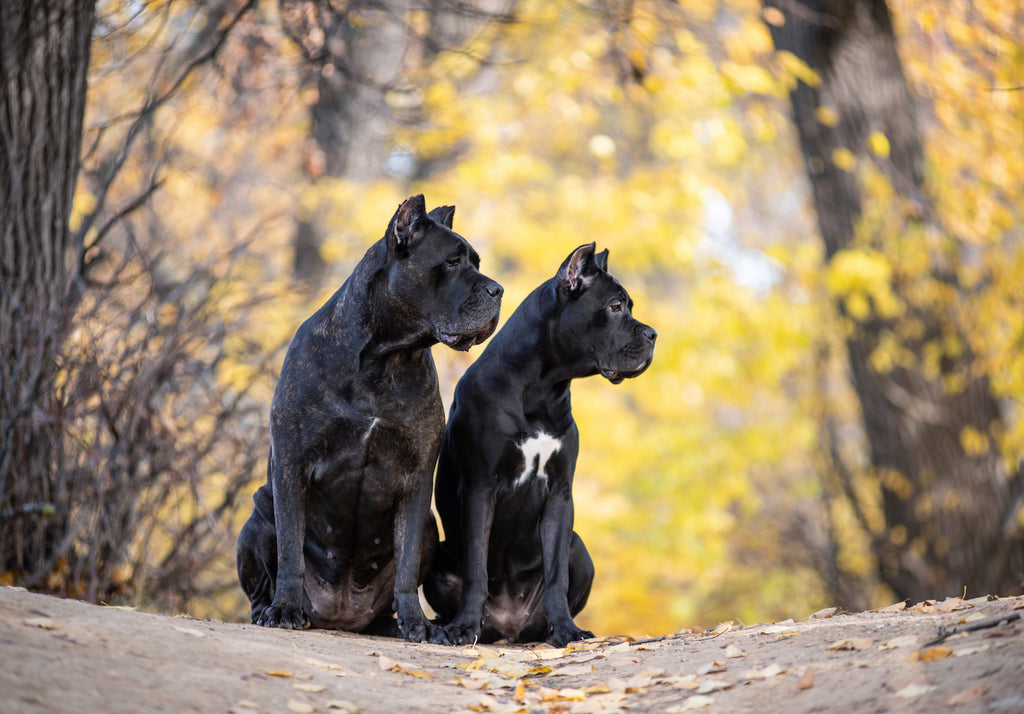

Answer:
[552,242,656,383]
[383,195,502,351]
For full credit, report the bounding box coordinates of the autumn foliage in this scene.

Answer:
[1,0,1021,635]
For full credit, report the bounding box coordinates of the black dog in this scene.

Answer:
[425,243,655,646]
[236,195,502,643]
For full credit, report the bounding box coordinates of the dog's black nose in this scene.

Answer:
[479,280,503,299]
[643,326,657,343]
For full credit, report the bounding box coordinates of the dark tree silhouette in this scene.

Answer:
[1,0,96,580]
[765,0,1023,602]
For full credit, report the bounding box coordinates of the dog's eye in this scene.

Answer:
[445,257,461,268]
[609,302,622,313]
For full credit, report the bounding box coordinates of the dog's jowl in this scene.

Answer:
[425,242,656,646]
[236,195,502,643]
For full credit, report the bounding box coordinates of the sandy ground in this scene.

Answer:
[1,586,1022,713]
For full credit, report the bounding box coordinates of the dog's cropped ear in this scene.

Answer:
[428,205,455,229]
[595,248,609,272]
[556,242,597,298]
[387,194,429,257]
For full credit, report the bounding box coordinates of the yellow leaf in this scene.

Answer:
[814,106,840,127]
[762,7,785,27]
[960,425,990,456]
[868,131,891,158]
[293,683,327,693]
[827,637,873,651]
[831,147,858,172]
[911,646,952,663]
[776,50,822,88]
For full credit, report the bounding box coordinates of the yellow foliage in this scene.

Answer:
[868,131,891,158]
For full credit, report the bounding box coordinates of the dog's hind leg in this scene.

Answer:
[423,540,463,624]
[567,530,594,617]
[236,511,277,623]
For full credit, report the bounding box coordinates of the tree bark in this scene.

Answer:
[0,1,96,578]
[766,0,1024,601]
[280,0,416,284]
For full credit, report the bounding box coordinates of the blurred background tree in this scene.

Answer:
[1,0,1021,633]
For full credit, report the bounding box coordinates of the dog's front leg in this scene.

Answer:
[393,472,450,644]
[539,492,595,647]
[444,482,494,645]
[260,459,309,629]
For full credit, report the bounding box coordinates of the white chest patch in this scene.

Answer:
[514,432,561,489]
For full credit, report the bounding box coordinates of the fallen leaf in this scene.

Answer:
[556,688,587,700]
[286,700,315,713]
[748,663,785,679]
[482,659,534,679]
[514,680,526,702]
[671,675,700,691]
[570,692,626,713]
[809,607,837,620]
[548,664,596,677]
[797,668,814,690]
[172,625,206,637]
[377,655,433,678]
[879,635,918,650]
[23,617,59,630]
[697,662,726,675]
[945,683,986,705]
[454,677,489,690]
[875,600,908,613]
[696,678,731,694]
[462,645,503,660]
[910,647,952,663]
[585,684,611,694]
[230,701,260,714]
[710,621,736,635]
[667,695,715,711]
[758,624,796,635]
[953,644,990,657]
[523,647,572,661]
[324,701,358,712]
[895,683,935,699]
[722,645,745,658]
[293,683,326,693]
[266,670,295,678]
[827,638,873,651]
[936,597,966,613]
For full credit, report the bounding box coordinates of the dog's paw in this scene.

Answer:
[396,613,435,643]
[548,622,594,648]
[426,622,454,645]
[443,617,482,646]
[254,604,309,630]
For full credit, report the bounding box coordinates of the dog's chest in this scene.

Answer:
[512,431,562,489]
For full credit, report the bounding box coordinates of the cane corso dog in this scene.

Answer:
[236,195,502,643]
[425,243,656,646]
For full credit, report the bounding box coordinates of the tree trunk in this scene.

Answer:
[280,0,415,284]
[766,0,1024,601]
[0,1,96,579]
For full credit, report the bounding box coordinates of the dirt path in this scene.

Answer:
[1,586,1022,713]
